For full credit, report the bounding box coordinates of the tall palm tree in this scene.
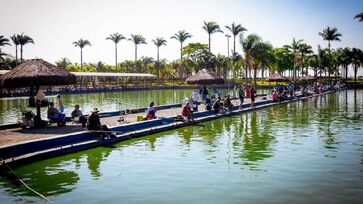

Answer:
[106,33,126,69]
[73,38,91,68]
[171,30,192,62]
[342,48,353,79]
[284,38,303,80]
[298,43,313,76]
[10,34,20,65]
[240,34,262,84]
[225,22,247,55]
[171,30,192,79]
[128,34,146,61]
[202,21,223,54]
[250,41,273,85]
[0,35,10,47]
[319,26,342,75]
[318,26,342,54]
[18,33,34,62]
[351,48,363,82]
[152,37,167,84]
[354,12,363,22]
[0,36,10,63]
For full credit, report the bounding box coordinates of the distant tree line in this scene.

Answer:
[1,12,363,84]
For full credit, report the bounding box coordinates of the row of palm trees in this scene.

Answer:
[0,33,34,65]
[1,12,362,83]
[72,21,247,68]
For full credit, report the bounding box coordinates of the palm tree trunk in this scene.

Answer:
[20,45,23,63]
[15,45,18,66]
[179,42,183,79]
[345,65,348,79]
[233,35,236,55]
[208,33,211,54]
[253,66,257,86]
[135,44,137,61]
[157,46,160,84]
[115,43,118,69]
[80,48,83,68]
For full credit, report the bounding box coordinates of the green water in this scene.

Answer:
[0,90,362,204]
[0,88,257,125]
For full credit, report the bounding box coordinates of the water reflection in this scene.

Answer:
[237,112,275,169]
[0,156,80,197]
[86,146,113,179]
[0,90,362,202]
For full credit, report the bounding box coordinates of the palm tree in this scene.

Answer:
[171,30,192,79]
[319,26,342,54]
[240,34,262,84]
[106,33,126,69]
[284,38,303,80]
[18,33,34,62]
[225,22,247,55]
[336,47,352,79]
[0,49,7,61]
[0,36,10,63]
[152,37,167,84]
[128,34,146,61]
[298,43,313,76]
[0,35,10,47]
[10,34,20,65]
[55,57,71,68]
[351,48,363,82]
[202,21,223,54]
[250,41,273,85]
[354,12,363,22]
[73,38,91,68]
[171,30,192,62]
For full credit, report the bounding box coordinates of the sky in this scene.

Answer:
[1,0,362,65]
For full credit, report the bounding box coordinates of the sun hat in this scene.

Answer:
[91,107,99,113]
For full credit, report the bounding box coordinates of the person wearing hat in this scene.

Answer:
[87,108,102,131]
[87,108,111,139]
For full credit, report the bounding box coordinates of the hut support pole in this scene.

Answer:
[34,84,42,128]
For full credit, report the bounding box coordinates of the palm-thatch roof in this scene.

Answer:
[298,75,316,81]
[265,73,289,82]
[186,69,224,84]
[0,59,76,88]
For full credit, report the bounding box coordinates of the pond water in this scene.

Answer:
[0,90,362,204]
[0,88,267,125]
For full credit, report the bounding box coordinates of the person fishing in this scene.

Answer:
[224,95,233,111]
[147,102,157,119]
[87,108,114,139]
[182,101,194,122]
[71,104,87,128]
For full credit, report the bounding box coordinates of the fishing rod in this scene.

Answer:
[0,158,55,204]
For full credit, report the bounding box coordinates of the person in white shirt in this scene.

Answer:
[191,90,199,111]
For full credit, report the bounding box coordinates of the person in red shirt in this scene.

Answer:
[182,102,194,122]
[272,91,278,102]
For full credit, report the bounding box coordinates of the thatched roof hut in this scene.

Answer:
[186,69,224,84]
[0,59,76,88]
[265,73,289,82]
